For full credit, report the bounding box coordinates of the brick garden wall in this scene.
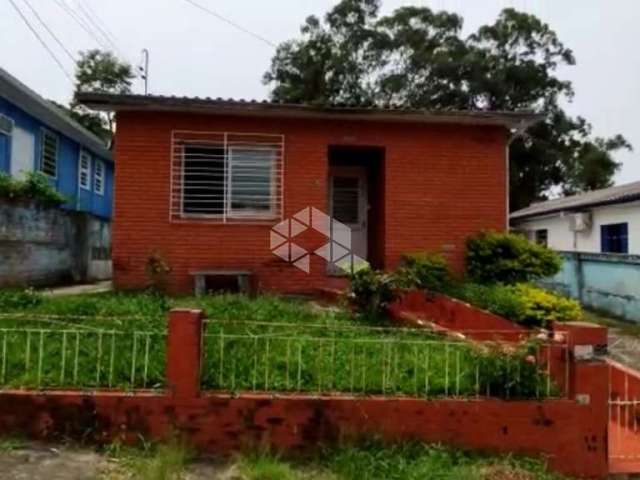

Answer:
[0,310,612,478]
[112,112,508,294]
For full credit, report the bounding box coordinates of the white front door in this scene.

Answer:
[10,127,35,177]
[329,166,368,274]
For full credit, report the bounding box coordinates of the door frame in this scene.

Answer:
[327,165,368,274]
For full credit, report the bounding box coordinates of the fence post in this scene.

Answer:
[167,309,204,400]
[555,321,608,401]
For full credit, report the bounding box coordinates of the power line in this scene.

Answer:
[181,0,277,48]
[75,1,120,53]
[79,0,120,49]
[51,0,110,50]
[7,0,74,83]
[20,0,76,63]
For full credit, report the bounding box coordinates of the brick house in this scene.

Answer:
[79,93,538,294]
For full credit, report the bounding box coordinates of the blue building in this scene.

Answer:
[0,68,113,219]
[0,68,114,286]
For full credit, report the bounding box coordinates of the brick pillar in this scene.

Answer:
[555,321,609,476]
[167,309,204,401]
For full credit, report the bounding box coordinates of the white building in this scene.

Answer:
[510,181,640,254]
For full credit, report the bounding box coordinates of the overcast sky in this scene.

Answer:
[1,0,638,183]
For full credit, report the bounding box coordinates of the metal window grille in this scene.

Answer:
[94,159,105,195]
[78,150,91,190]
[40,129,58,178]
[170,131,284,223]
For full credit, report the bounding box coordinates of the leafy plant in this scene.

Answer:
[465,231,562,284]
[0,288,43,310]
[238,451,301,480]
[145,251,172,293]
[451,282,581,328]
[0,172,66,207]
[395,252,451,293]
[510,283,582,327]
[349,267,397,320]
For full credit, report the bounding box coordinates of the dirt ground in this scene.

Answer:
[0,443,232,480]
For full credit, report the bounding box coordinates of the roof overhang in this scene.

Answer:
[77,93,543,130]
[0,69,112,161]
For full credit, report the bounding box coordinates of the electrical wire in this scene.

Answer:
[7,0,74,83]
[20,0,76,63]
[78,0,120,50]
[75,1,120,53]
[181,0,277,48]
[51,0,110,50]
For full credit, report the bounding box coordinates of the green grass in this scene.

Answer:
[100,440,567,480]
[102,439,192,480]
[0,290,552,398]
[235,442,568,480]
[582,308,640,336]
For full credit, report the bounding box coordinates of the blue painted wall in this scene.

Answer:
[0,97,113,219]
[540,251,640,323]
[0,132,9,172]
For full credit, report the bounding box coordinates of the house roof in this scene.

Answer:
[511,181,640,221]
[0,68,112,161]
[77,92,542,130]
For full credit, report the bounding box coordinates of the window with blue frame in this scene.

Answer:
[601,223,629,254]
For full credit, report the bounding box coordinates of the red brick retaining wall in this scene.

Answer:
[0,391,607,479]
[389,290,528,342]
[0,310,611,478]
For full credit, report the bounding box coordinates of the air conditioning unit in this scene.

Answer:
[569,212,592,232]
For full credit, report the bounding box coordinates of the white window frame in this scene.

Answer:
[0,113,14,136]
[94,159,105,196]
[227,145,278,219]
[40,128,58,178]
[78,149,92,191]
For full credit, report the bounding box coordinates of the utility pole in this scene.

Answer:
[139,48,149,95]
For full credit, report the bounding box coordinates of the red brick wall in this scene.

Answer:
[113,112,507,293]
[0,392,608,479]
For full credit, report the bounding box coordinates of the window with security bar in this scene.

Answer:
[171,131,284,222]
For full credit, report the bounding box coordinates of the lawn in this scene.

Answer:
[100,440,567,480]
[0,289,552,398]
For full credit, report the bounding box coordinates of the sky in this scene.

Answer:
[1,0,638,184]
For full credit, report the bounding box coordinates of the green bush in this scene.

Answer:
[509,283,582,327]
[0,172,66,207]
[349,268,397,320]
[451,283,581,328]
[0,288,43,310]
[395,252,451,293]
[465,231,562,284]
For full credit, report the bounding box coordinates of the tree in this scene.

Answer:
[264,2,632,210]
[71,49,135,141]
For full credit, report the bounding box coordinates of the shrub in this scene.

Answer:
[349,268,397,320]
[0,288,43,310]
[465,231,562,284]
[451,283,581,328]
[395,252,451,293]
[0,172,66,207]
[510,283,582,327]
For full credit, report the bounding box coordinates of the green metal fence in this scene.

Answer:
[0,327,166,390]
[201,320,562,399]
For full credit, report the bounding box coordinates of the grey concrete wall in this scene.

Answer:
[0,199,111,287]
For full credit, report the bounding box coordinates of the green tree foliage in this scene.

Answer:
[70,49,135,141]
[264,2,631,210]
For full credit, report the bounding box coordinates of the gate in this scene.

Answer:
[609,359,640,473]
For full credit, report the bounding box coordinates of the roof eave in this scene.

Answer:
[511,195,640,221]
[77,93,542,130]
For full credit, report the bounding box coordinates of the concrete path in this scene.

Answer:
[41,281,112,297]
